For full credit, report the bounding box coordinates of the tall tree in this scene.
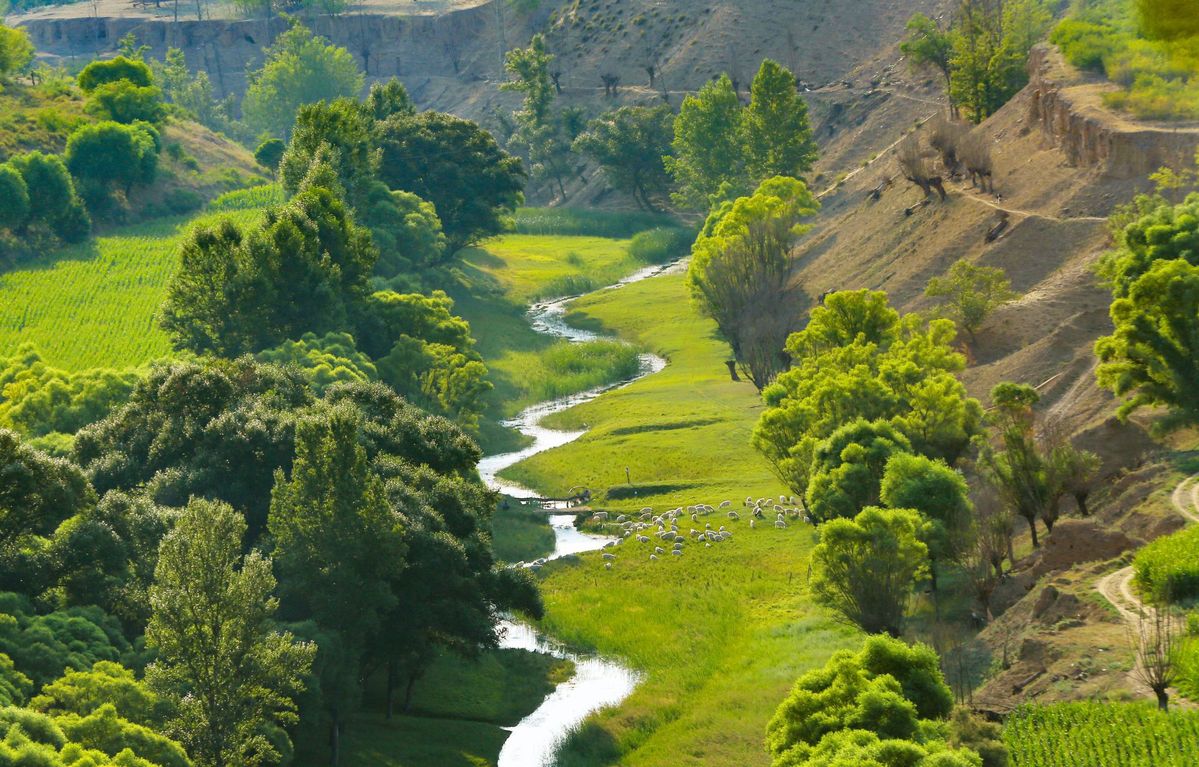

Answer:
[268,406,406,763]
[810,506,929,637]
[741,59,817,183]
[573,104,674,211]
[924,259,1018,343]
[1096,258,1199,434]
[687,176,818,389]
[502,34,575,200]
[146,498,314,767]
[979,382,1051,547]
[667,74,746,210]
[242,19,364,138]
[902,13,955,106]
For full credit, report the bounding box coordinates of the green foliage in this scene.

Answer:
[809,507,930,636]
[256,332,377,394]
[627,226,693,264]
[278,97,376,203]
[1095,258,1199,434]
[253,138,285,170]
[1099,194,1199,298]
[1133,524,1199,603]
[687,176,819,388]
[573,104,674,211]
[242,19,364,139]
[0,344,138,438]
[364,78,415,123]
[376,110,525,252]
[147,498,314,767]
[368,189,446,275]
[160,182,376,356]
[77,57,152,93]
[924,260,1017,342]
[208,185,281,212]
[501,34,575,200]
[65,121,160,198]
[56,704,189,767]
[0,654,31,706]
[741,59,818,183]
[6,151,90,244]
[31,662,163,725]
[753,291,983,506]
[154,49,230,134]
[880,453,973,577]
[512,207,676,238]
[766,635,973,767]
[85,81,164,125]
[1052,0,1199,119]
[806,419,913,522]
[902,13,954,90]
[1004,702,1199,766]
[0,164,29,231]
[0,24,34,81]
[666,74,746,210]
[0,595,129,690]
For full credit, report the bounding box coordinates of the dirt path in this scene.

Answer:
[1096,474,1199,625]
[954,185,1108,224]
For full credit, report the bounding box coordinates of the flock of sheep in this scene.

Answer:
[590,496,810,569]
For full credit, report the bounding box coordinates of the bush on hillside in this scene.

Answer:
[1134,525,1199,603]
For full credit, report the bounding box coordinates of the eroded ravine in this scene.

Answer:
[480,259,684,767]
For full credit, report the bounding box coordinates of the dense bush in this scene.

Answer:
[65,121,160,200]
[0,344,139,438]
[627,226,693,263]
[77,57,153,93]
[1133,524,1199,603]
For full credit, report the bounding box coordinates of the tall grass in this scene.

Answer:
[1132,524,1199,602]
[627,226,694,264]
[208,183,283,211]
[514,207,680,238]
[527,340,642,402]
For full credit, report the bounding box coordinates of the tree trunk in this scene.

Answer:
[329,710,340,767]
[1075,491,1090,517]
[1155,686,1170,712]
[402,670,420,713]
[385,662,396,719]
[725,360,740,382]
[1024,514,1039,548]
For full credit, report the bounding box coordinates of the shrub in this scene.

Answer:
[65,121,159,198]
[627,226,693,263]
[85,80,164,124]
[1133,525,1199,603]
[254,137,285,170]
[0,164,30,231]
[77,56,152,93]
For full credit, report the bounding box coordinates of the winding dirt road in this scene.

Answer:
[1095,474,1199,625]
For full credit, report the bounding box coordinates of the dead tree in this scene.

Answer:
[550,69,562,94]
[960,131,995,194]
[645,63,656,87]
[928,114,968,177]
[1131,604,1179,711]
[601,73,620,98]
[897,133,947,201]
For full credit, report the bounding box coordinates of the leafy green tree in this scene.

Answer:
[753,292,983,505]
[806,419,913,522]
[65,121,159,197]
[278,98,377,203]
[368,189,446,276]
[667,74,745,210]
[56,703,189,767]
[375,111,525,251]
[741,59,817,183]
[1136,0,1199,39]
[7,152,90,243]
[979,382,1051,547]
[687,176,819,389]
[31,661,165,725]
[766,635,970,767]
[242,19,364,138]
[254,138,285,170]
[1096,258,1199,433]
[925,259,1017,343]
[256,332,378,394]
[0,165,29,231]
[160,179,377,355]
[85,81,165,125]
[0,24,34,82]
[949,0,1051,122]
[268,407,405,761]
[880,452,973,592]
[146,498,314,767]
[0,595,129,689]
[0,653,31,706]
[77,56,153,92]
[1099,193,1199,298]
[0,430,94,559]
[573,105,674,211]
[155,48,230,133]
[365,78,415,122]
[902,13,955,102]
[502,34,575,200]
[810,507,929,637]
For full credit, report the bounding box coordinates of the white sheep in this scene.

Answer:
[719,500,732,509]
[616,514,628,523]
[655,546,666,555]
[602,553,616,561]
[594,511,610,521]
[671,549,683,556]
[750,519,756,529]
[775,520,788,529]
[650,554,658,561]
[605,562,613,570]
[637,535,650,544]
[727,511,740,520]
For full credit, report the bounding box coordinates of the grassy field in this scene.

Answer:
[297,647,573,767]
[477,267,859,765]
[498,270,789,510]
[491,500,557,563]
[0,210,262,370]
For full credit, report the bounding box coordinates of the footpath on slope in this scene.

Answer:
[1095,474,1199,625]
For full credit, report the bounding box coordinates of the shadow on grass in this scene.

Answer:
[604,482,701,501]
[552,719,623,767]
[1170,450,1199,475]
[607,418,723,437]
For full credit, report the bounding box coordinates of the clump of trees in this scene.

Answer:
[574,104,674,211]
[903,0,1053,122]
[668,59,817,210]
[686,176,819,389]
[0,151,91,259]
[925,258,1018,343]
[0,23,34,83]
[78,56,165,125]
[765,634,994,767]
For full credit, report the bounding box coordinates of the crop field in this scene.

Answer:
[0,210,262,371]
[1005,702,1199,766]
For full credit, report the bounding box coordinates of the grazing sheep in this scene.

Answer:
[671,549,683,556]
[691,514,699,523]
[775,520,787,529]
[594,511,610,521]
[637,535,650,544]
[720,531,732,540]
[727,511,740,520]
[650,554,658,561]
[749,519,756,529]
[602,553,616,561]
[719,500,732,509]
[605,562,613,570]
[616,514,628,523]
[655,546,666,555]
[641,507,653,514]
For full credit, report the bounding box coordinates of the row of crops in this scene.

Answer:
[1132,524,1199,603]
[0,208,263,371]
[1005,702,1199,766]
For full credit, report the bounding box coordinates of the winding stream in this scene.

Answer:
[479,258,683,767]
